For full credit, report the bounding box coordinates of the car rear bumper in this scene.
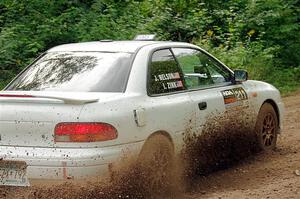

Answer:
[0,141,144,181]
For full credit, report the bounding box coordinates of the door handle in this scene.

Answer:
[198,102,207,110]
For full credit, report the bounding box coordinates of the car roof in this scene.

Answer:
[47,40,196,53]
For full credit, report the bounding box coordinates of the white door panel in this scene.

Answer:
[144,93,194,154]
[188,87,226,134]
[171,47,255,136]
[188,84,255,136]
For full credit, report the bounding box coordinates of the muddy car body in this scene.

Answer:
[0,38,284,186]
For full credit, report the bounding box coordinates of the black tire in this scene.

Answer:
[137,134,177,195]
[255,103,279,151]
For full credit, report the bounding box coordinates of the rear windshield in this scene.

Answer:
[6,52,133,92]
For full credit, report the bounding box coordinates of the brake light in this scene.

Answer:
[54,123,118,142]
[0,94,34,98]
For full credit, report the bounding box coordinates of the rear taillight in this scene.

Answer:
[54,122,118,142]
[0,94,34,98]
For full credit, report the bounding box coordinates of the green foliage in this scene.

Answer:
[199,42,300,95]
[0,0,299,93]
[241,0,300,67]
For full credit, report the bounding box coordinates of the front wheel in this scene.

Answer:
[255,103,279,151]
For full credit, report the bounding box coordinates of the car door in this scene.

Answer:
[171,47,254,137]
[144,48,195,153]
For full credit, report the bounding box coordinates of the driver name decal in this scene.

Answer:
[154,72,181,82]
[153,72,184,90]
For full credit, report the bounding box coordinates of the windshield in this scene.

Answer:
[6,52,133,92]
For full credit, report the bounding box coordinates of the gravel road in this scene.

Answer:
[185,91,300,199]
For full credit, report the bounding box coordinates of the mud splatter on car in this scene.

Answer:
[28,154,182,199]
[180,109,260,183]
[25,111,261,199]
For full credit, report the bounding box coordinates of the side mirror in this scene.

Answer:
[234,69,248,83]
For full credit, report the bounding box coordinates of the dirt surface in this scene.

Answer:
[185,91,300,199]
[0,91,299,199]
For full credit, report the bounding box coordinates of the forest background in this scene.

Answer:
[0,0,299,94]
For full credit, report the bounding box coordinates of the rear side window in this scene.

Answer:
[148,49,186,95]
[6,52,132,92]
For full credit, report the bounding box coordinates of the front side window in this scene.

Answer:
[6,52,133,92]
[148,49,186,95]
[172,48,232,89]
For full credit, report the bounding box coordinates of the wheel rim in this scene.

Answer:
[261,113,276,147]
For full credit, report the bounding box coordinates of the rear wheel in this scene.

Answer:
[255,103,278,151]
[137,134,177,195]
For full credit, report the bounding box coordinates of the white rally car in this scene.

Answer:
[0,35,284,187]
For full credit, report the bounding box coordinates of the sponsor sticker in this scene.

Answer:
[221,87,248,108]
